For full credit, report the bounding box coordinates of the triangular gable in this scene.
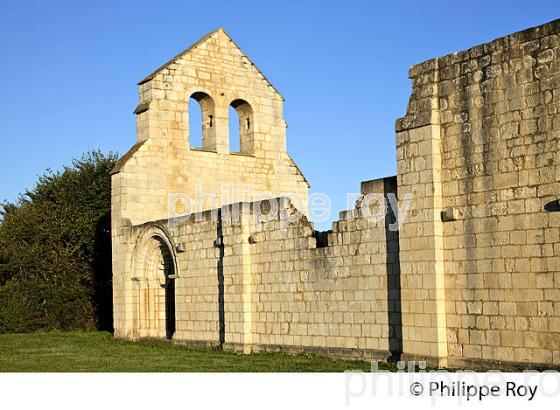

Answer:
[137,28,284,99]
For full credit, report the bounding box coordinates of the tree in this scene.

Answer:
[0,151,117,333]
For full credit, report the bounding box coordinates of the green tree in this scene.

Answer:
[0,151,117,333]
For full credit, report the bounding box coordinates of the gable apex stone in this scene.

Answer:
[137,28,284,99]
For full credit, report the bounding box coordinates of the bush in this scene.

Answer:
[0,151,117,333]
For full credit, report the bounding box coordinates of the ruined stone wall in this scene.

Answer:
[124,177,400,360]
[397,19,560,367]
[114,20,560,369]
[247,178,400,358]
[173,215,221,344]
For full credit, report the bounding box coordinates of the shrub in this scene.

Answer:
[0,151,117,332]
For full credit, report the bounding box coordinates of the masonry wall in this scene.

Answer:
[396,20,560,367]
[113,28,308,228]
[114,20,560,369]
[247,178,400,357]
[125,177,400,360]
[112,29,308,338]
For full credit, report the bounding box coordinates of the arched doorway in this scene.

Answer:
[132,228,177,340]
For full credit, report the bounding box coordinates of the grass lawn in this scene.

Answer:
[0,331,396,372]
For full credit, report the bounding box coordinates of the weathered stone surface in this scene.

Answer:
[397,18,560,367]
[113,20,560,369]
[112,28,309,342]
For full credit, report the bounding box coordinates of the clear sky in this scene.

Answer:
[0,0,558,229]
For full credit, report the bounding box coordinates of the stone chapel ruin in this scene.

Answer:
[112,20,560,368]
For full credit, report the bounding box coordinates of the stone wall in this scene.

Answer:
[247,178,400,358]
[112,28,308,339]
[396,19,560,367]
[113,20,560,369]
[124,177,400,360]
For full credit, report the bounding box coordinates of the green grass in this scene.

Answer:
[0,331,397,372]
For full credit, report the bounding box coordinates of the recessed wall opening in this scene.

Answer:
[229,106,240,152]
[132,233,177,340]
[313,230,331,248]
[189,92,216,151]
[229,99,254,155]
[189,98,203,148]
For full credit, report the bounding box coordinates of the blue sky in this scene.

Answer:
[0,0,557,229]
